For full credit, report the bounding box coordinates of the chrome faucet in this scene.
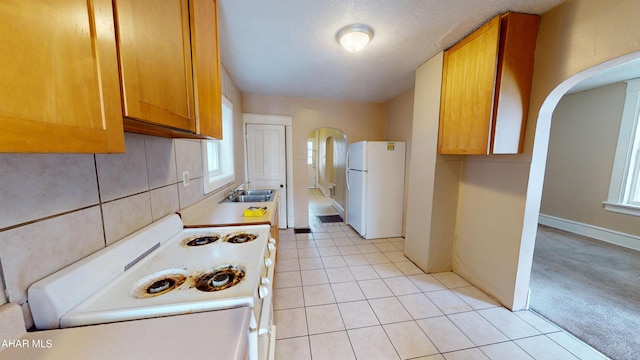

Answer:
[228,181,250,199]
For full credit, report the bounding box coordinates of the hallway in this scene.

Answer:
[271,191,609,359]
[308,188,342,232]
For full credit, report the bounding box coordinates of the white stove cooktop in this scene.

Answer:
[28,215,271,330]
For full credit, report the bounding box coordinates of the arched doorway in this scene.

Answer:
[523,51,640,281]
[307,128,348,229]
[325,136,335,190]
[523,52,640,359]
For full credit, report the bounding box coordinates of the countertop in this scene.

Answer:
[0,303,250,360]
[178,190,278,228]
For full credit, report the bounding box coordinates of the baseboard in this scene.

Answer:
[317,185,329,197]
[538,214,640,251]
[331,199,345,218]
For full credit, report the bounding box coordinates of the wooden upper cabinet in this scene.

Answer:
[115,0,195,132]
[191,0,223,139]
[438,12,540,155]
[0,0,125,153]
[115,0,222,139]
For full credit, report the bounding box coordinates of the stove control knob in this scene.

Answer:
[261,277,271,286]
[268,238,276,244]
[267,243,276,252]
[258,286,269,299]
[264,257,274,268]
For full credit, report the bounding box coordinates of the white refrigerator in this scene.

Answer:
[347,141,406,239]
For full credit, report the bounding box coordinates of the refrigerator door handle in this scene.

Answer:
[346,147,351,191]
[346,169,350,191]
[346,147,350,170]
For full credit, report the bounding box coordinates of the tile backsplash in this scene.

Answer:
[0,133,223,321]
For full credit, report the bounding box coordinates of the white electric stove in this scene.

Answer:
[28,214,276,360]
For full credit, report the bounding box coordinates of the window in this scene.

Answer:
[307,141,314,165]
[604,78,640,215]
[202,96,234,194]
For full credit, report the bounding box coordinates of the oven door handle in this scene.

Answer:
[258,243,276,335]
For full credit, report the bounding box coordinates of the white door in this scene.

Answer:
[307,139,317,188]
[246,124,287,228]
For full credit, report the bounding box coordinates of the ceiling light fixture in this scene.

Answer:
[336,24,374,52]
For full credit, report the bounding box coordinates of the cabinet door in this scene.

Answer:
[492,13,540,154]
[115,0,195,132]
[191,0,223,139]
[0,0,124,153]
[438,17,501,155]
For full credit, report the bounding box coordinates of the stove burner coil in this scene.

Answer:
[135,273,187,298]
[211,273,230,287]
[224,232,258,244]
[148,279,175,294]
[195,265,245,292]
[181,234,220,247]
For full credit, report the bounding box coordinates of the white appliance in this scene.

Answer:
[347,140,406,239]
[28,215,276,360]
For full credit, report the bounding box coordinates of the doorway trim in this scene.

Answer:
[244,113,294,228]
[517,50,640,310]
[307,138,317,189]
[306,127,349,223]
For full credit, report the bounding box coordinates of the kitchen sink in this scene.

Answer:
[219,189,275,203]
[238,189,274,196]
[231,195,272,202]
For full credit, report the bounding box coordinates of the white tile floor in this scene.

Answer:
[308,188,341,232]
[271,190,609,360]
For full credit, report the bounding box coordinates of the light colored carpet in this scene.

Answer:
[530,225,640,360]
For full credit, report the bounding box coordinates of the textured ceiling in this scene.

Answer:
[217,0,565,102]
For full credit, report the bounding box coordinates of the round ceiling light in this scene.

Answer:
[336,24,374,52]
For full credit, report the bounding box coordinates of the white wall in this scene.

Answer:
[314,128,348,210]
[385,88,415,236]
[242,95,387,228]
[541,83,640,238]
[222,66,246,185]
[404,52,463,273]
[453,0,640,310]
